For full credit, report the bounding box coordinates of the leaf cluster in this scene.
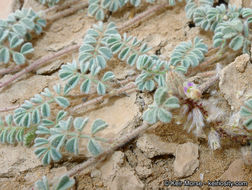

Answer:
[38,0,62,7]
[34,115,108,165]
[36,175,75,190]
[143,87,180,124]
[185,0,252,53]
[88,0,156,21]
[78,22,119,74]
[59,60,115,95]
[0,8,46,65]
[240,99,252,130]
[169,37,208,71]
[14,85,69,128]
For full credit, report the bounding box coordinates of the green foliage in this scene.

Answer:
[240,99,252,130]
[168,0,183,6]
[0,115,24,144]
[185,0,213,19]
[78,22,118,74]
[213,18,250,53]
[59,60,115,95]
[143,87,180,124]
[169,37,208,71]
[0,8,46,65]
[88,0,156,20]
[38,0,62,7]
[35,175,75,190]
[34,116,108,165]
[107,33,152,66]
[135,55,169,91]
[13,85,69,128]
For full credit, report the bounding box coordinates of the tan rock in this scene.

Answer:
[110,167,144,190]
[173,142,199,177]
[211,159,247,190]
[243,0,252,8]
[79,92,139,157]
[219,54,252,112]
[136,133,177,158]
[36,60,64,75]
[0,0,17,19]
[98,151,144,190]
[0,145,41,177]
[229,0,243,8]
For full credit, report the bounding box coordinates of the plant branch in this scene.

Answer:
[0,65,23,76]
[118,3,170,31]
[198,74,219,94]
[0,3,168,89]
[0,44,79,89]
[66,121,159,177]
[0,104,20,112]
[70,82,136,113]
[46,1,88,22]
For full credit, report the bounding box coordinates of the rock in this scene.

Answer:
[0,0,19,19]
[243,0,252,8]
[229,0,243,7]
[0,145,41,177]
[173,142,199,177]
[0,75,55,117]
[219,54,252,112]
[79,92,139,157]
[135,165,152,178]
[36,60,64,75]
[213,159,246,190]
[22,0,45,12]
[110,167,145,190]
[99,151,125,182]
[98,151,144,190]
[219,159,245,181]
[136,133,177,158]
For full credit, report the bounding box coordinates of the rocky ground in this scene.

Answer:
[0,0,251,189]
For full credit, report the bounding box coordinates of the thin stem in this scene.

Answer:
[118,3,171,31]
[0,3,167,89]
[0,65,22,76]
[198,74,219,94]
[188,70,216,81]
[0,104,20,112]
[0,44,79,89]
[46,2,89,23]
[66,122,158,177]
[70,82,136,113]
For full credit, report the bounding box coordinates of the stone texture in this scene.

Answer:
[211,159,247,190]
[243,0,252,8]
[36,60,64,75]
[173,142,199,177]
[229,0,243,7]
[0,145,41,177]
[0,0,18,19]
[136,133,177,158]
[97,151,144,190]
[219,54,252,112]
[110,167,145,190]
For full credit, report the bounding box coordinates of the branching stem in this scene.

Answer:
[0,3,166,89]
[0,104,20,112]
